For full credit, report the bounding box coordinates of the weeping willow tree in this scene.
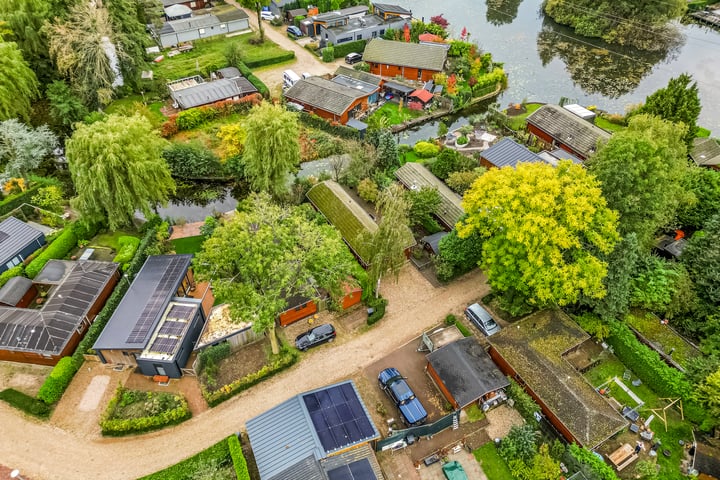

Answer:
[0,29,39,121]
[47,1,125,109]
[66,114,175,229]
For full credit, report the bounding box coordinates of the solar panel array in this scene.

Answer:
[167,304,195,321]
[327,459,375,480]
[158,320,187,336]
[149,336,179,354]
[302,383,376,453]
[126,257,188,343]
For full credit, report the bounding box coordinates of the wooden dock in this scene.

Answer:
[690,9,720,29]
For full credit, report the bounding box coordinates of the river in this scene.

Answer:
[391,0,720,134]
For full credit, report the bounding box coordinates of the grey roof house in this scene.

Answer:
[0,217,46,274]
[284,75,379,124]
[363,39,448,81]
[319,12,408,46]
[690,137,720,168]
[169,75,258,110]
[394,162,464,229]
[479,138,544,169]
[246,380,383,480]
[155,9,249,48]
[526,104,611,160]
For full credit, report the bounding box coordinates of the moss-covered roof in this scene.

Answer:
[489,310,626,448]
[394,162,464,228]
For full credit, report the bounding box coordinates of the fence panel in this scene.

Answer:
[376,410,459,451]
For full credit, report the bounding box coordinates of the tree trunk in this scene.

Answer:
[268,323,279,354]
[256,4,265,42]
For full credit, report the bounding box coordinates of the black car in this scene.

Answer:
[295,323,336,351]
[345,52,363,65]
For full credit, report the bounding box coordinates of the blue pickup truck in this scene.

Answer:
[378,367,428,427]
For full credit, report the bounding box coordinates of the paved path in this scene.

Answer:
[1,266,486,480]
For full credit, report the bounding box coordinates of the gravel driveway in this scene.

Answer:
[1,266,487,480]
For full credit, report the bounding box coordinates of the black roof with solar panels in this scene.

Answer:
[93,255,206,378]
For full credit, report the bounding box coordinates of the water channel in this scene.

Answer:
[392,0,720,134]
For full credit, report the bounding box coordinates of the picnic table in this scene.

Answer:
[607,443,638,471]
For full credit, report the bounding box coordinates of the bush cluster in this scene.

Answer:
[298,112,360,140]
[113,236,141,265]
[100,387,191,436]
[331,40,366,59]
[37,357,76,404]
[172,95,262,131]
[228,435,251,480]
[0,388,52,418]
[25,228,77,278]
[366,296,388,325]
[413,141,440,158]
[0,184,42,216]
[196,342,232,373]
[203,347,298,407]
[322,45,335,62]
[0,265,24,288]
[567,444,619,480]
[507,378,541,426]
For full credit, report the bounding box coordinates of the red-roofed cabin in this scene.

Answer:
[409,89,434,106]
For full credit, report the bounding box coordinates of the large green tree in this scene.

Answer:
[66,114,174,229]
[458,161,619,313]
[0,0,53,81]
[636,74,701,146]
[45,80,88,132]
[0,35,38,121]
[195,195,359,353]
[682,214,720,309]
[588,233,641,321]
[587,114,690,246]
[0,119,58,182]
[237,0,272,42]
[47,1,125,109]
[677,166,720,229]
[242,103,300,197]
[105,0,147,85]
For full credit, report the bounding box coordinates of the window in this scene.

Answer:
[155,365,167,376]
[190,1,196,6]
[356,34,362,40]
[380,29,385,35]
[199,28,205,34]
[372,31,377,38]
[418,69,423,80]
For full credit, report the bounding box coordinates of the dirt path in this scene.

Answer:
[0,266,487,480]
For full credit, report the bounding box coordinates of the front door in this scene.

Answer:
[155,365,167,376]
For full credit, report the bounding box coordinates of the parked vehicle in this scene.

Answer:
[464,303,500,336]
[302,72,312,79]
[295,323,336,351]
[345,52,363,64]
[260,10,278,21]
[283,69,301,89]
[287,26,303,37]
[378,367,428,426]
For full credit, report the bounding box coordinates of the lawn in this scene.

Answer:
[91,230,141,251]
[368,101,424,126]
[172,235,205,254]
[465,403,486,423]
[594,115,627,133]
[503,102,542,131]
[105,95,165,126]
[152,33,294,79]
[473,442,513,480]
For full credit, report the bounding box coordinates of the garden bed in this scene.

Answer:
[100,386,191,436]
[367,101,424,126]
[200,338,270,394]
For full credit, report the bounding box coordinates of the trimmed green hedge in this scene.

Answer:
[112,236,141,264]
[567,444,619,480]
[203,347,298,407]
[139,437,231,480]
[235,60,269,98]
[366,296,387,325]
[25,228,77,278]
[0,184,42,217]
[0,265,24,288]
[0,388,52,418]
[100,387,191,436]
[243,50,295,69]
[298,111,360,139]
[507,378,541,426]
[331,39,366,59]
[228,434,251,480]
[37,357,76,405]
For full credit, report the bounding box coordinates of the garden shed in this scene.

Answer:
[0,217,46,274]
[690,137,720,169]
[479,138,544,169]
[284,76,379,125]
[526,104,611,160]
[488,310,627,448]
[246,380,382,480]
[194,303,260,351]
[306,180,415,267]
[427,337,510,411]
[0,260,119,365]
[394,162,464,229]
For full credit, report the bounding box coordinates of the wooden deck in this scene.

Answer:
[691,10,720,29]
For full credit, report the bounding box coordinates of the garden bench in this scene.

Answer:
[152,375,169,384]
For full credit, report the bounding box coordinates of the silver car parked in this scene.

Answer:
[464,303,501,336]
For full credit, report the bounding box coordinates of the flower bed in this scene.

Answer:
[100,386,191,436]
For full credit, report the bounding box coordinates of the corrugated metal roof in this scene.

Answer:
[0,217,44,266]
[161,13,223,34]
[0,277,33,306]
[285,77,374,116]
[526,104,611,159]
[171,78,257,109]
[394,162,464,228]
[427,337,509,408]
[362,39,447,72]
[691,137,720,166]
[480,138,543,168]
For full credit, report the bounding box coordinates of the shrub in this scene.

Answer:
[567,444,619,480]
[112,236,141,264]
[163,142,223,179]
[298,112,359,139]
[25,228,78,278]
[447,169,484,195]
[100,387,191,436]
[0,388,51,418]
[366,296,387,325]
[0,183,42,217]
[228,435,251,480]
[322,45,335,62]
[457,136,469,146]
[0,265,24,288]
[244,51,294,69]
[413,141,440,158]
[507,378,540,426]
[196,342,232,373]
[331,39,366,59]
[37,357,78,405]
[139,437,232,480]
[357,178,379,203]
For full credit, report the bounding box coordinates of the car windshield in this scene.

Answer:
[306,333,316,341]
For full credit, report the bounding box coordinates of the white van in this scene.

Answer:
[283,70,301,88]
[302,72,312,79]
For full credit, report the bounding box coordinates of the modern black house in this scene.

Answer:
[0,217,46,274]
[93,255,206,378]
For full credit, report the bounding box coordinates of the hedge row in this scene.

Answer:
[366,296,387,325]
[298,111,360,140]
[243,50,295,69]
[36,227,158,405]
[330,39,366,59]
[0,388,52,418]
[228,434,251,480]
[0,184,42,217]
[235,61,269,98]
[100,389,191,436]
[24,228,76,278]
[567,444,619,480]
[507,378,541,426]
[0,265,23,288]
[139,437,232,480]
[172,95,262,131]
[203,347,298,407]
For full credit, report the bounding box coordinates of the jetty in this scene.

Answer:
[690,9,720,29]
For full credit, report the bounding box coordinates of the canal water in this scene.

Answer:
[392,0,720,134]
[155,182,241,222]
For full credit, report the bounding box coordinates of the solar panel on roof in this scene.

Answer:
[167,304,195,320]
[302,383,376,453]
[327,459,375,480]
[150,336,179,354]
[159,320,186,336]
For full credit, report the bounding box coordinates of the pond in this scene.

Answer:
[154,181,244,223]
[390,0,720,134]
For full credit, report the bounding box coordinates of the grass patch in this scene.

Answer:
[465,403,486,423]
[152,33,294,79]
[473,442,513,480]
[0,388,51,419]
[172,235,205,254]
[503,102,542,131]
[626,311,699,369]
[139,436,235,480]
[105,96,165,125]
[368,101,424,126]
[696,127,711,138]
[91,230,141,251]
[400,150,420,164]
[595,115,627,133]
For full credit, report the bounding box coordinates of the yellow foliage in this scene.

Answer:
[217,124,247,159]
[3,178,26,195]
